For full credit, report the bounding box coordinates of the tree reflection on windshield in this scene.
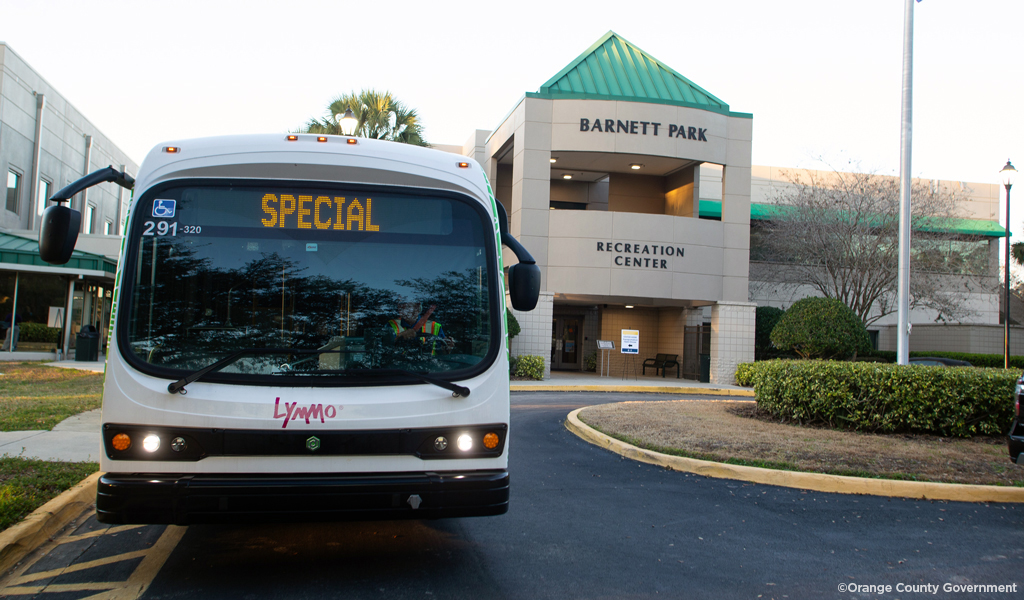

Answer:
[126,201,493,379]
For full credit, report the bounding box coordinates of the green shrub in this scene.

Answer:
[506,312,521,340]
[18,323,61,344]
[508,354,519,376]
[583,352,597,372]
[739,360,1016,437]
[862,350,1024,369]
[771,297,870,359]
[755,306,785,360]
[735,362,756,387]
[514,355,545,380]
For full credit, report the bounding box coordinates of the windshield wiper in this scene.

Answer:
[167,349,471,398]
[167,347,303,394]
[322,368,471,398]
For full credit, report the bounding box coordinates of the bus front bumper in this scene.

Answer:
[96,470,509,524]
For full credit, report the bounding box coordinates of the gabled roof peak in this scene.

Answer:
[535,31,733,115]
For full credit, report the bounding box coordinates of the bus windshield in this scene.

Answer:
[122,181,497,381]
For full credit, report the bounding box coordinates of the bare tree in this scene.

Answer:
[750,165,993,327]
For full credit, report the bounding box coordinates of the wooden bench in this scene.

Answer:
[642,353,680,378]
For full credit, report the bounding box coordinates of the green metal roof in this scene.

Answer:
[529,31,750,118]
[697,200,1006,238]
[0,231,117,273]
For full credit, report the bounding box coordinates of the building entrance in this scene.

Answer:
[550,317,582,370]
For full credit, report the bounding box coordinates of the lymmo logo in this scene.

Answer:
[273,397,341,429]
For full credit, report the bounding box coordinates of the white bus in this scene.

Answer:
[39,134,540,524]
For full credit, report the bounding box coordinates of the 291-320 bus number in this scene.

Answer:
[142,222,201,236]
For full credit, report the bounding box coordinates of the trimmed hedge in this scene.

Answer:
[862,350,1024,369]
[514,355,545,380]
[18,323,61,344]
[737,360,1016,437]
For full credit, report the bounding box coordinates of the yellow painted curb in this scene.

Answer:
[512,385,755,397]
[565,408,1024,503]
[0,471,101,575]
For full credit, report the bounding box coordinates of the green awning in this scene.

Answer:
[697,201,1006,238]
[0,231,117,273]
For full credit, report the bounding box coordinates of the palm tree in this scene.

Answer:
[300,89,428,146]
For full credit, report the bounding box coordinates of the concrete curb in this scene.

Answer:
[0,471,101,575]
[565,408,1024,503]
[512,385,755,397]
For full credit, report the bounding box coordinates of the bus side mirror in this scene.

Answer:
[508,263,540,311]
[39,204,81,265]
[495,201,540,310]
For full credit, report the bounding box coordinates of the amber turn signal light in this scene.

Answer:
[112,433,131,451]
[483,432,500,449]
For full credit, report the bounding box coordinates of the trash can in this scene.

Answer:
[76,325,100,362]
[699,353,711,383]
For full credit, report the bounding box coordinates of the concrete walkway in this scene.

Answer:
[0,409,102,463]
[511,370,754,395]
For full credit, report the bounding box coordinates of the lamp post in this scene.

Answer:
[1002,159,1017,369]
[335,108,358,136]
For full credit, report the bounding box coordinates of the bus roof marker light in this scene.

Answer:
[163,147,180,154]
[457,162,470,169]
[346,138,357,144]
[630,163,643,170]
[316,136,328,143]
[142,434,160,453]
[286,135,298,141]
[457,434,473,452]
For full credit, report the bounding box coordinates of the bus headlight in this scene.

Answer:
[142,435,161,453]
[457,434,473,451]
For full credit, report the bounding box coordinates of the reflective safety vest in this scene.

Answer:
[387,319,445,354]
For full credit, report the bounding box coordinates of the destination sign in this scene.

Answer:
[261,194,380,231]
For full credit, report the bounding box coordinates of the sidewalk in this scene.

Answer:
[0,359,105,463]
[511,370,754,396]
[0,409,101,463]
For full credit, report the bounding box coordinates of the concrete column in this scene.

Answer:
[710,301,756,384]
[510,98,552,286]
[28,93,45,230]
[721,116,753,303]
[508,291,554,379]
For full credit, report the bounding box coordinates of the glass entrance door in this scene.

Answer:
[550,317,581,370]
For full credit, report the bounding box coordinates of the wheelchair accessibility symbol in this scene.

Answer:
[152,199,176,218]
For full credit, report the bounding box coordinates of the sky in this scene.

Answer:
[1,0,1022,189]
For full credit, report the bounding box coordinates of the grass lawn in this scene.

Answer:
[0,457,98,530]
[0,362,104,431]
[580,399,1024,487]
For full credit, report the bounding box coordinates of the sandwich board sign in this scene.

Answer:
[621,329,639,354]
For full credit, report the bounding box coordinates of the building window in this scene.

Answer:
[85,204,95,234]
[6,170,22,214]
[103,220,112,235]
[37,179,51,218]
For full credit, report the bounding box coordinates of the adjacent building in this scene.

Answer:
[0,43,138,358]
